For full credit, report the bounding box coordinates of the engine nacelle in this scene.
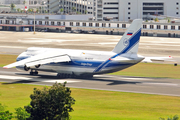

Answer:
[35,64,41,68]
[24,65,30,71]
[16,65,30,71]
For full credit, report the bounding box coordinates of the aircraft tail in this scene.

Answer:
[112,19,142,54]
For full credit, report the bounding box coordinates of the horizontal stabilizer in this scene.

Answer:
[142,56,176,63]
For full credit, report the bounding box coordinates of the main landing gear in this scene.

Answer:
[57,73,93,79]
[57,73,72,78]
[30,70,38,75]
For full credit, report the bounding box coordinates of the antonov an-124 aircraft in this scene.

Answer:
[4,19,145,78]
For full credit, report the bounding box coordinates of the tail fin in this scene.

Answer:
[112,19,142,54]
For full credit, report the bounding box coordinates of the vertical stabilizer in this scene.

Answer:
[112,19,142,54]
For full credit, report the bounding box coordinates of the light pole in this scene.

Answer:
[33,8,36,34]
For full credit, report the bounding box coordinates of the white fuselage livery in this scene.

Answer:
[16,47,144,76]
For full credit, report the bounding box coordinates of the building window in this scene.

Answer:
[177,12,179,15]
[70,22,73,26]
[109,23,111,27]
[128,7,130,10]
[28,21,30,25]
[128,2,131,5]
[122,24,126,28]
[76,22,80,26]
[103,7,118,9]
[171,26,175,30]
[117,24,119,28]
[102,23,106,27]
[5,20,9,24]
[57,22,61,25]
[103,12,118,14]
[128,17,130,19]
[45,21,49,25]
[89,23,92,27]
[178,26,180,30]
[128,12,130,14]
[83,23,86,26]
[96,23,99,27]
[12,20,14,24]
[51,21,54,25]
[177,7,179,9]
[63,22,65,25]
[150,25,154,29]
[164,25,167,29]
[157,25,161,29]
[39,21,42,25]
[143,25,147,29]
[177,2,179,5]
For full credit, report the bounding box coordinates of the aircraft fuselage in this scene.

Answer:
[16,47,144,76]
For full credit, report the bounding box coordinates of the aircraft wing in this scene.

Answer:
[142,56,176,63]
[3,52,71,69]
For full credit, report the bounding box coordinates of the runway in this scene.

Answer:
[1,68,180,97]
[1,32,180,96]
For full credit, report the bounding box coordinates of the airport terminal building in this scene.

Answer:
[1,14,180,38]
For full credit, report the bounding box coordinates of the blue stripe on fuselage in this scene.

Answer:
[94,28,141,73]
[46,60,132,68]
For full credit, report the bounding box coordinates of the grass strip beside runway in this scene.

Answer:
[1,54,180,79]
[111,63,180,79]
[0,54,17,67]
[0,83,179,120]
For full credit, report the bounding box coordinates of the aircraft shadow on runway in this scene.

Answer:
[2,73,143,86]
[78,77,141,85]
[2,80,38,85]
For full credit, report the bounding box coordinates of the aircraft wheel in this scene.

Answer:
[79,74,93,79]
[57,73,61,78]
[57,73,72,78]
[30,70,38,75]
[30,72,33,75]
[34,71,38,75]
[71,74,77,78]
[61,73,65,78]
[67,74,71,78]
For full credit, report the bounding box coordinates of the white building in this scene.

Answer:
[1,13,180,38]
[87,0,180,21]
[47,0,88,14]
[119,0,180,21]
[48,0,180,21]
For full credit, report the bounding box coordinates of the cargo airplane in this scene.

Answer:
[3,19,145,78]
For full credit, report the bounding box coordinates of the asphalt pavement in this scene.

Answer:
[0,68,180,96]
